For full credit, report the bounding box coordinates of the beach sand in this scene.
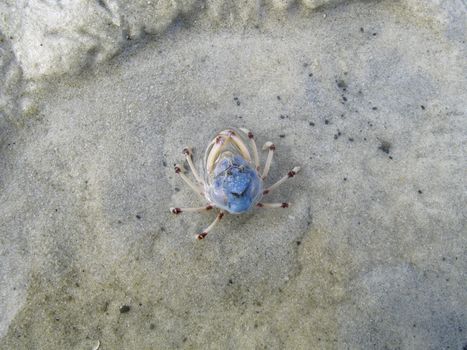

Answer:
[0,1,466,348]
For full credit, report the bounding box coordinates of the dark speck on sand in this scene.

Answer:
[120,305,131,313]
[379,140,391,154]
[336,79,347,90]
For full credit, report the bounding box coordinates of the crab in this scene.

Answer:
[170,128,300,240]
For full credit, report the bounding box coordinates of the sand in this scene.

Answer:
[0,0,466,348]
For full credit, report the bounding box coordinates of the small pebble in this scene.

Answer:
[120,305,131,313]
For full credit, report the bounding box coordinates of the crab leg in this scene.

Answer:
[206,135,229,173]
[256,202,290,208]
[174,164,204,200]
[182,147,204,185]
[220,130,251,162]
[196,211,225,240]
[240,128,260,170]
[170,205,213,214]
[206,130,252,173]
[261,142,275,179]
[263,166,301,195]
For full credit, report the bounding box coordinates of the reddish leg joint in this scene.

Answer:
[196,212,224,240]
[172,208,182,214]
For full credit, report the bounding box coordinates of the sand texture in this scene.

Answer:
[0,0,466,349]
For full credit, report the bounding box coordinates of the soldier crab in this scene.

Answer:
[170,128,300,240]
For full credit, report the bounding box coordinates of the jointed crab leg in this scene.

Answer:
[221,130,251,162]
[206,136,228,173]
[263,166,301,195]
[182,148,204,185]
[256,202,290,208]
[206,130,252,173]
[240,128,260,171]
[196,211,225,240]
[170,205,214,214]
[261,142,275,179]
[174,164,204,200]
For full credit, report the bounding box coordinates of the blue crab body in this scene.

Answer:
[207,154,263,214]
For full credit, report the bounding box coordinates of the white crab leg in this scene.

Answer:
[182,147,204,185]
[263,166,300,195]
[256,202,290,208]
[240,128,260,170]
[220,129,251,162]
[206,135,229,173]
[206,130,253,173]
[174,164,204,200]
[261,142,275,179]
[196,211,225,240]
[170,204,214,214]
